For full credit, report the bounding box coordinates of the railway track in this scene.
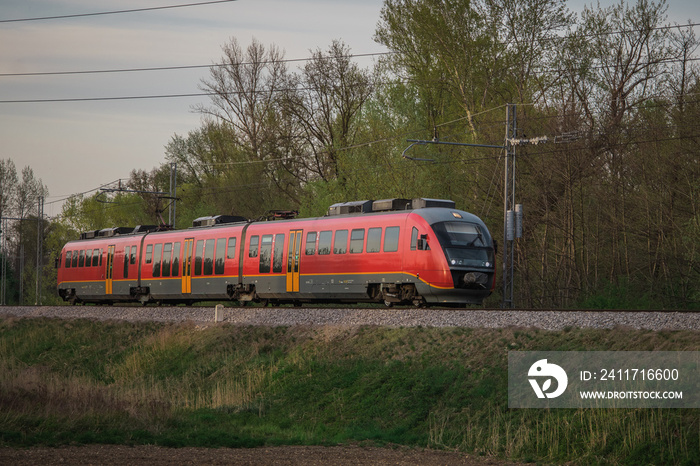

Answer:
[1,305,699,331]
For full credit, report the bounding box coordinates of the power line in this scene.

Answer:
[2,52,698,104]
[0,52,392,78]
[0,0,238,24]
[2,20,695,78]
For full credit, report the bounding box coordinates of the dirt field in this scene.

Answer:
[0,445,522,465]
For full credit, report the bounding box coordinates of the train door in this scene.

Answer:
[286,230,303,292]
[105,245,115,295]
[181,238,194,294]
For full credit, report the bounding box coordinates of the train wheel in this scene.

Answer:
[383,300,394,308]
[412,298,426,308]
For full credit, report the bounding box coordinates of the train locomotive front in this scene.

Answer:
[404,207,496,305]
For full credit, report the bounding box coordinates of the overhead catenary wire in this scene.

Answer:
[2,53,699,104]
[0,52,393,78]
[0,0,239,24]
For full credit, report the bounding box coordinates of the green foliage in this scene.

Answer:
[1,318,699,464]
[575,279,655,310]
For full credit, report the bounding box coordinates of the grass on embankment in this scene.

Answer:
[0,317,698,465]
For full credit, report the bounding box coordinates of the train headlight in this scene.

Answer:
[451,259,457,265]
[485,262,491,267]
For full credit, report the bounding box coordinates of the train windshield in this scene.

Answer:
[434,221,487,247]
[433,221,493,268]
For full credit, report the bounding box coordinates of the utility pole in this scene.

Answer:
[36,196,44,305]
[1,218,5,305]
[502,104,517,308]
[402,103,550,308]
[169,163,177,227]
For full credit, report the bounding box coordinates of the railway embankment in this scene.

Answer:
[1,310,698,464]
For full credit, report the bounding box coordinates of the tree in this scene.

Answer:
[282,40,376,184]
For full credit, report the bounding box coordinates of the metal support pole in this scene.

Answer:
[169,163,177,227]
[502,104,517,308]
[36,196,43,305]
[1,219,5,305]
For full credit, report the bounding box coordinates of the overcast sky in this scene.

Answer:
[1,0,698,219]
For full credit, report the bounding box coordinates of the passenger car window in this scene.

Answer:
[172,243,181,277]
[194,240,204,276]
[153,244,163,277]
[350,229,364,254]
[204,239,215,275]
[259,235,273,273]
[318,231,332,255]
[305,232,317,255]
[366,227,381,253]
[249,236,259,258]
[227,237,237,260]
[384,226,400,252]
[124,246,130,278]
[334,230,348,254]
[162,243,172,277]
[273,234,284,273]
[215,238,226,275]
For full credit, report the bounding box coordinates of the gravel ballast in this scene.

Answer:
[0,305,698,330]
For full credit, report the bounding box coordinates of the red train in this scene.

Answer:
[57,198,496,307]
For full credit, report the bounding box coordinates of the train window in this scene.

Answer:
[227,237,237,260]
[124,246,130,278]
[259,235,273,273]
[72,250,79,267]
[249,236,259,258]
[410,227,418,251]
[172,242,181,277]
[65,251,72,268]
[162,243,172,277]
[130,246,137,265]
[215,238,226,275]
[305,232,317,255]
[98,249,103,266]
[367,227,381,253]
[350,229,365,254]
[153,243,163,277]
[334,230,348,254]
[384,226,400,252]
[146,245,153,264]
[194,240,204,276]
[203,239,215,275]
[440,222,485,247]
[79,250,85,267]
[318,231,332,255]
[273,233,284,273]
[85,249,92,267]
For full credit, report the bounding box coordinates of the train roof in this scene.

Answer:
[67,198,485,244]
